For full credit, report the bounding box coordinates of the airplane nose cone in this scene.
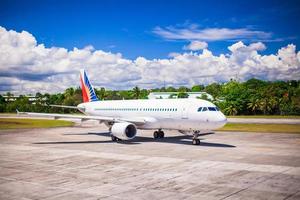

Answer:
[213,113,227,129]
[219,113,227,127]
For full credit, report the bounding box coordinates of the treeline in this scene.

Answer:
[0,79,299,115]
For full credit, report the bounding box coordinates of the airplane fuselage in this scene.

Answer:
[78,98,227,132]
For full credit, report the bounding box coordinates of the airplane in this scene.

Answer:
[18,69,227,145]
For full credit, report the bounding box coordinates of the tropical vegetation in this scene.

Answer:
[0,79,299,116]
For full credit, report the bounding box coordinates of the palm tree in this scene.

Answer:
[258,98,273,115]
[97,87,107,100]
[268,97,278,114]
[224,101,240,116]
[224,105,238,116]
[63,88,75,106]
[64,88,75,99]
[132,86,141,99]
[247,98,260,114]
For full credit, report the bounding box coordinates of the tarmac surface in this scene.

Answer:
[0,123,300,200]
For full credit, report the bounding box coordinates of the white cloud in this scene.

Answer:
[183,41,208,51]
[249,42,266,51]
[0,26,299,95]
[168,52,181,57]
[153,25,272,41]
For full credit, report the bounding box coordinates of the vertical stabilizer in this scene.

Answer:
[80,69,99,102]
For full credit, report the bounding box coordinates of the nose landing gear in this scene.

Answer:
[192,138,200,145]
[153,129,164,139]
[192,131,201,145]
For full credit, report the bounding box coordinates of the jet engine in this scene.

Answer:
[111,122,137,140]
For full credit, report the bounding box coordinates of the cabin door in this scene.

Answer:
[181,105,189,119]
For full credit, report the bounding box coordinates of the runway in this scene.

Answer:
[0,124,300,200]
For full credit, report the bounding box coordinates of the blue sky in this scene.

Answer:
[0,0,300,94]
[1,0,299,59]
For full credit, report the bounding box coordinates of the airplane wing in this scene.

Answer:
[16,110,146,125]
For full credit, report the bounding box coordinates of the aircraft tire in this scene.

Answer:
[153,131,159,139]
[111,135,118,142]
[159,131,164,138]
[192,139,200,145]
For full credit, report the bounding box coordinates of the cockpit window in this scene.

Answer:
[208,107,217,111]
[198,107,220,112]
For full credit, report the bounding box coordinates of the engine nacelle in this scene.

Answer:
[111,122,137,140]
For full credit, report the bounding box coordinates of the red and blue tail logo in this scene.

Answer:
[80,69,99,103]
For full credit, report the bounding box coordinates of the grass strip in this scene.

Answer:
[0,118,74,129]
[218,123,300,133]
[226,115,300,119]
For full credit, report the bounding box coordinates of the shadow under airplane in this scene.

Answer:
[34,131,236,147]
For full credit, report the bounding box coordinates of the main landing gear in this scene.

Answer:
[111,135,121,142]
[153,129,164,139]
[192,131,201,145]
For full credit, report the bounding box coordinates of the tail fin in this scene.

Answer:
[80,69,99,103]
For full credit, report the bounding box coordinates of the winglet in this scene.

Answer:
[16,109,19,115]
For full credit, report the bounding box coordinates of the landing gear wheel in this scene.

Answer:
[192,139,200,145]
[153,131,159,139]
[154,130,165,139]
[111,135,119,142]
[159,131,165,138]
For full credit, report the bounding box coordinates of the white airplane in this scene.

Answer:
[19,69,227,145]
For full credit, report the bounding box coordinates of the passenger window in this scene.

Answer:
[202,107,208,112]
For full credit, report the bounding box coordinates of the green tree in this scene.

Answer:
[160,87,166,92]
[247,98,261,114]
[63,88,76,106]
[223,101,240,116]
[0,95,5,112]
[119,90,131,99]
[177,92,189,98]
[197,93,209,101]
[96,87,107,100]
[191,85,204,92]
[140,89,149,99]
[132,86,141,99]
[178,86,190,93]
[0,95,5,104]
[204,83,222,98]
[166,87,176,92]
